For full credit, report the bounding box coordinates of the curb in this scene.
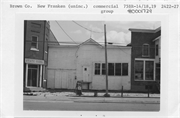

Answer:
[74,100,160,104]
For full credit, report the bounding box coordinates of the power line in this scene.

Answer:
[26,40,161,48]
[25,40,127,45]
[72,21,104,33]
[55,21,77,44]
[25,40,161,48]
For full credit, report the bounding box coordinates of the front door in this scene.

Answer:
[83,66,89,82]
[27,65,38,87]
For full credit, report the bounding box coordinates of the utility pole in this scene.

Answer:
[104,24,110,97]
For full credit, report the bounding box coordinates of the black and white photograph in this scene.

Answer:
[23,20,161,111]
[1,0,180,117]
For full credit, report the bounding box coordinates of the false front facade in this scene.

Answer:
[24,20,51,90]
[47,39,131,90]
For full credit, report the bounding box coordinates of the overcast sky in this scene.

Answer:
[50,21,161,46]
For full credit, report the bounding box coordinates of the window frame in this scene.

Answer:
[122,63,128,76]
[156,44,159,56]
[108,63,115,76]
[115,63,121,76]
[142,44,150,57]
[31,35,39,50]
[145,61,154,81]
[94,62,128,76]
[101,63,106,75]
[155,63,160,81]
[134,60,144,80]
[134,58,155,81]
[94,63,101,75]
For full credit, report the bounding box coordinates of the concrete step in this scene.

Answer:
[24,87,47,92]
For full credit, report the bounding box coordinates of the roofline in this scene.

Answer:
[103,44,132,48]
[48,44,132,49]
[153,36,161,42]
[49,29,60,45]
[129,27,161,33]
[48,45,78,48]
[78,38,103,47]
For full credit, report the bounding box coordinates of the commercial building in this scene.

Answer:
[24,20,51,91]
[47,38,131,90]
[129,27,161,92]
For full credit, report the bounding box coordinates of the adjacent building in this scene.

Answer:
[47,38,131,90]
[129,27,161,92]
[24,20,54,91]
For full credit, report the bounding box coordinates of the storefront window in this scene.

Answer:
[156,63,160,81]
[135,60,143,80]
[28,65,38,87]
[145,61,154,80]
[135,60,155,81]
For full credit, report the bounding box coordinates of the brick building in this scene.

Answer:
[24,20,50,91]
[129,27,161,92]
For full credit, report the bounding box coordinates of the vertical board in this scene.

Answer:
[67,71,75,89]
[48,69,76,89]
[55,70,61,88]
[47,69,55,88]
[61,71,68,88]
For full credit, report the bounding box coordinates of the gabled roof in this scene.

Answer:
[49,38,131,49]
[129,27,161,33]
[79,38,103,47]
[49,29,60,45]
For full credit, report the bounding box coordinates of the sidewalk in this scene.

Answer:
[24,92,160,104]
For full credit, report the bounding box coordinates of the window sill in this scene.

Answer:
[142,55,150,57]
[134,80,155,81]
[30,48,39,51]
[94,75,128,77]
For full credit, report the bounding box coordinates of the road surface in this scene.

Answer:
[24,100,160,111]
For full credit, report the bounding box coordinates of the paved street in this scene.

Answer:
[24,100,160,111]
[23,92,160,111]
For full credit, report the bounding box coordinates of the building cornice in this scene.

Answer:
[153,36,161,42]
[129,27,161,33]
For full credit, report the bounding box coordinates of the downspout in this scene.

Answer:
[24,21,27,89]
[43,21,46,61]
[42,21,46,88]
